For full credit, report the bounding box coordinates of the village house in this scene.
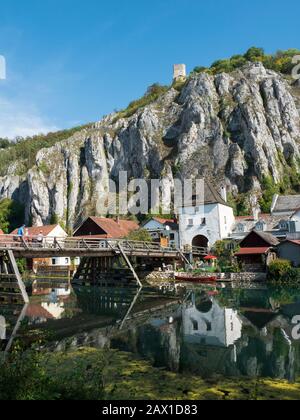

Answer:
[142,217,179,248]
[11,224,72,271]
[230,213,290,241]
[177,181,235,249]
[271,194,300,217]
[235,230,279,272]
[230,193,300,243]
[277,240,300,267]
[73,217,139,239]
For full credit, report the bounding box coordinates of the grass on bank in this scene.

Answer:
[1,347,300,400]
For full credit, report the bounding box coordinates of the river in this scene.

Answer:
[1,279,300,383]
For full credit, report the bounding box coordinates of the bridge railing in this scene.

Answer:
[0,234,208,255]
[0,234,178,253]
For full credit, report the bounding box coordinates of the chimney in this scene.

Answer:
[253,207,260,221]
[270,194,279,215]
[220,186,227,203]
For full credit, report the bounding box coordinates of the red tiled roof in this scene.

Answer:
[235,247,271,256]
[280,240,300,246]
[85,217,139,239]
[153,217,175,225]
[26,304,54,319]
[11,225,65,236]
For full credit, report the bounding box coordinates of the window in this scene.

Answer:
[255,222,265,232]
[52,258,56,266]
[279,221,289,231]
[224,216,227,225]
[192,320,198,331]
[170,233,175,240]
[206,322,212,332]
[237,223,245,233]
[188,219,194,227]
[201,218,206,225]
[65,258,69,265]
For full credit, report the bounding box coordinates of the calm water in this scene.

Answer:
[1,279,300,382]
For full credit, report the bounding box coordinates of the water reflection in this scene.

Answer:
[0,280,300,382]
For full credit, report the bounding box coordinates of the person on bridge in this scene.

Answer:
[37,231,44,248]
[17,225,26,238]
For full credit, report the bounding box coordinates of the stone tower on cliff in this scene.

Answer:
[173,64,187,82]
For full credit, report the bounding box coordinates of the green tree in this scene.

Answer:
[0,199,25,233]
[244,47,265,61]
[126,229,153,242]
[259,176,279,213]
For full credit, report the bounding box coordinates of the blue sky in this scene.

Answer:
[0,0,299,138]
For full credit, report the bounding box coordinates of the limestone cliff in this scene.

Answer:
[1,62,300,226]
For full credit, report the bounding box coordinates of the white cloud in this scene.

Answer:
[0,96,59,139]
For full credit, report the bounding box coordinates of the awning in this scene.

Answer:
[204,255,218,260]
[235,247,270,256]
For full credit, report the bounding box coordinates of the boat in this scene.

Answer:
[175,273,217,284]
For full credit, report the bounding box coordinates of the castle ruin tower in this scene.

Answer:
[173,64,187,82]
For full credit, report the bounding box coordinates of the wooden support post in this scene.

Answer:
[0,251,29,304]
[7,250,29,304]
[117,244,142,288]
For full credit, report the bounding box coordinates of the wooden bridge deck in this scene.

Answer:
[0,235,208,259]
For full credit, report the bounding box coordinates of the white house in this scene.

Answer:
[177,181,235,249]
[290,209,300,233]
[11,224,75,269]
[182,298,242,348]
[142,217,180,248]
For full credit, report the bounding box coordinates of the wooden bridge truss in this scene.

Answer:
[0,234,208,303]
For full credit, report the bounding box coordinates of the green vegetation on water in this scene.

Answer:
[1,347,299,400]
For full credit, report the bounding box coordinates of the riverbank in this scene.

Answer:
[1,347,299,400]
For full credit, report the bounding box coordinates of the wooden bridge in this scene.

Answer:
[0,234,208,304]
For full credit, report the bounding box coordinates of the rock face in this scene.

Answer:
[1,62,300,226]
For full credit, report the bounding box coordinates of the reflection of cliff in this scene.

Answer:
[111,309,182,372]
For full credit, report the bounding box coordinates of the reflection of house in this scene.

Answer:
[235,231,278,272]
[73,217,139,239]
[11,224,70,271]
[177,181,235,249]
[41,302,65,319]
[26,304,55,323]
[142,217,179,248]
[183,298,242,348]
[277,240,300,267]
